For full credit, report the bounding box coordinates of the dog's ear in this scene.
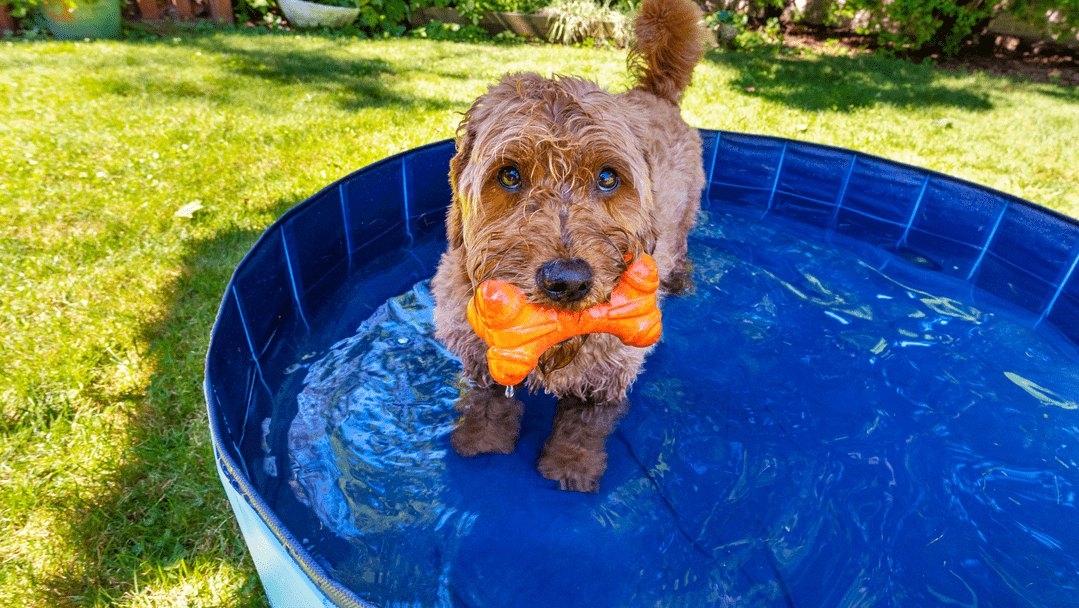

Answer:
[445,124,475,251]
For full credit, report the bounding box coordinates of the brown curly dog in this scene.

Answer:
[432,0,707,492]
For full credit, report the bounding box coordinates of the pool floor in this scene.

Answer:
[266,208,1079,607]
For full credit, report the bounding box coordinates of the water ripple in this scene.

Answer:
[275,210,1079,607]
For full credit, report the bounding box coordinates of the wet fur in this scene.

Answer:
[432,0,707,492]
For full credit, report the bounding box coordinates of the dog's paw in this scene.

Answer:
[450,388,523,457]
[537,444,606,493]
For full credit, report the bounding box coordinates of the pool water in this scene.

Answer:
[270,208,1079,607]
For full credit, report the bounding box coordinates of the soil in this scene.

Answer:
[783,26,1078,87]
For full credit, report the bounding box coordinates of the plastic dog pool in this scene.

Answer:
[205,131,1079,607]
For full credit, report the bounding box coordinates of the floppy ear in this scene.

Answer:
[445,123,475,251]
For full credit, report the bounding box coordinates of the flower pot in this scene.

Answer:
[42,0,121,39]
[277,0,358,28]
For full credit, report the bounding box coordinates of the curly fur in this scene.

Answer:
[432,0,707,492]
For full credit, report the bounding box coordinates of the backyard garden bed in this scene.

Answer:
[784,24,1078,86]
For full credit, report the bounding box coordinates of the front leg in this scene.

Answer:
[451,384,524,457]
[537,395,628,493]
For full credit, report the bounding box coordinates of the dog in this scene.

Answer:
[432,0,707,493]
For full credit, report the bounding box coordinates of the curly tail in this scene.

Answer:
[629,0,708,104]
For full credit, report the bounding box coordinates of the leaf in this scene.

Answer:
[174,200,204,219]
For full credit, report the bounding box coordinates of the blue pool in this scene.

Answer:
[206,131,1079,607]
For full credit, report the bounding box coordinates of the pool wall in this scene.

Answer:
[205,131,1079,607]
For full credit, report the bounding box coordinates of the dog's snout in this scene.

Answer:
[536,258,593,303]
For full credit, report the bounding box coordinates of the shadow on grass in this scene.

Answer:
[1027,84,1079,105]
[707,49,995,112]
[105,34,463,113]
[37,198,305,606]
[192,38,441,112]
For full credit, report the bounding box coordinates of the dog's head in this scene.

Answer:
[447,73,658,311]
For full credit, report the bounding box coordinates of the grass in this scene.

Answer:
[0,29,1075,607]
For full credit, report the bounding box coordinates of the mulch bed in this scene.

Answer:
[938,37,1078,86]
[783,26,1078,87]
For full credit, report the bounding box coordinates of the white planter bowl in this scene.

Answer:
[278,0,359,28]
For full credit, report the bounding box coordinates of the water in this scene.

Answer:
[275,209,1079,607]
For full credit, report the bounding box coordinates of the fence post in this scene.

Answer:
[0,3,15,34]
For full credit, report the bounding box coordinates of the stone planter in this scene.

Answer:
[480,11,551,38]
[278,0,358,28]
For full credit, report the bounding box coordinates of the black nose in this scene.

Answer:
[536,258,593,303]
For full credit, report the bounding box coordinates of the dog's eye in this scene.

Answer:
[597,168,620,192]
[497,166,521,191]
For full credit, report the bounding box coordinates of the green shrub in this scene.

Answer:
[845,0,994,56]
[1005,0,1079,39]
[546,0,632,48]
[839,0,1078,57]
[328,0,552,36]
[354,0,410,34]
[455,0,550,24]
[1,0,41,32]
[408,17,489,39]
[1,0,38,19]
[706,9,785,51]
[707,0,1077,57]
[233,0,286,29]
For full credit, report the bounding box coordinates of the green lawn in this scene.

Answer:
[0,30,1075,607]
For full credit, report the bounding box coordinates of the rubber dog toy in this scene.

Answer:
[467,254,662,387]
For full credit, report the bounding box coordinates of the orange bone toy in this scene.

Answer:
[467,254,662,387]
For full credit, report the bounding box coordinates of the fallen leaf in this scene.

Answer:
[175,200,204,218]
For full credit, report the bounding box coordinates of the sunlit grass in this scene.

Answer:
[0,30,1075,606]
[684,50,1078,217]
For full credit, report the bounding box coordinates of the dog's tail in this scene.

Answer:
[628,0,707,104]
